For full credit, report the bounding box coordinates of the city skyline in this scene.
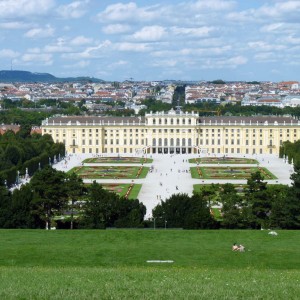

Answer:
[0,0,299,82]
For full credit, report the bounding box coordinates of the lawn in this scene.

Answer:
[191,166,277,180]
[0,230,299,299]
[100,183,142,199]
[69,165,149,179]
[83,156,153,164]
[189,157,259,164]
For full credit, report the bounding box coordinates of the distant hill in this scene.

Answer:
[0,70,104,83]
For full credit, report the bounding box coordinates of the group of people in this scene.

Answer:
[232,243,245,252]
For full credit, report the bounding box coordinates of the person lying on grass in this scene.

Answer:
[232,243,240,251]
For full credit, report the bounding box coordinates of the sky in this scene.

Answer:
[0,0,299,82]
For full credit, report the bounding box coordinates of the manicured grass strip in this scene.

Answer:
[190,166,277,180]
[84,183,142,199]
[189,157,259,164]
[69,166,149,179]
[128,184,142,199]
[0,267,299,300]
[83,157,153,164]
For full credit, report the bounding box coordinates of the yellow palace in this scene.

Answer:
[41,109,300,155]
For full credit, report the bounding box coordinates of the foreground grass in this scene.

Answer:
[0,267,299,300]
[0,230,299,299]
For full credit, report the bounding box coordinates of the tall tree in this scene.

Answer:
[30,166,68,229]
[65,173,86,229]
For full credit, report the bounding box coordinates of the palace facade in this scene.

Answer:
[41,109,300,155]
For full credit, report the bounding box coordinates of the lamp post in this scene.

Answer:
[165,220,167,230]
[153,217,156,230]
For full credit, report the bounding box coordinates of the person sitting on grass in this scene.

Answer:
[239,244,245,252]
[232,243,239,251]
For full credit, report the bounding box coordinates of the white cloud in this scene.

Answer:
[96,2,157,22]
[22,53,53,65]
[70,36,93,46]
[44,45,72,53]
[0,22,33,29]
[248,41,286,52]
[57,0,90,19]
[102,24,131,35]
[254,52,279,62]
[192,0,236,11]
[260,23,284,33]
[171,26,215,37]
[114,42,152,52]
[0,49,20,58]
[62,40,112,59]
[24,25,55,39]
[27,48,41,54]
[131,26,166,41]
[0,0,55,18]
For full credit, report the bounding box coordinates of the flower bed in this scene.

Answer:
[190,166,277,180]
[82,156,153,164]
[69,166,149,179]
[189,157,258,164]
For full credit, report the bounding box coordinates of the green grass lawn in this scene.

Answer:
[0,230,299,299]
[96,183,142,199]
[191,166,277,180]
[189,157,259,164]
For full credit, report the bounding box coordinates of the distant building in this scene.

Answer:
[0,124,20,135]
[282,95,300,107]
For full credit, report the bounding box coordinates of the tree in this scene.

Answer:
[219,184,244,229]
[152,193,216,229]
[65,173,86,229]
[9,184,36,228]
[30,166,68,229]
[267,185,300,229]
[246,172,270,228]
[81,182,117,229]
[0,180,12,228]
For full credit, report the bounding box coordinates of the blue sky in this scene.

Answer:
[0,0,299,82]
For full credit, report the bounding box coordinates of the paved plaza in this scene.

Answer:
[54,153,294,219]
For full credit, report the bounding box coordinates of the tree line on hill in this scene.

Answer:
[0,166,146,229]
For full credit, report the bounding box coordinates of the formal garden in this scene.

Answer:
[69,165,149,179]
[191,166,276,179]
[91,183,142,199]
[83,156,153,164]
[189,156,258,164]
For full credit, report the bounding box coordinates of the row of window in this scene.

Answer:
[152,138,193,147]
[152,118,193,125]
